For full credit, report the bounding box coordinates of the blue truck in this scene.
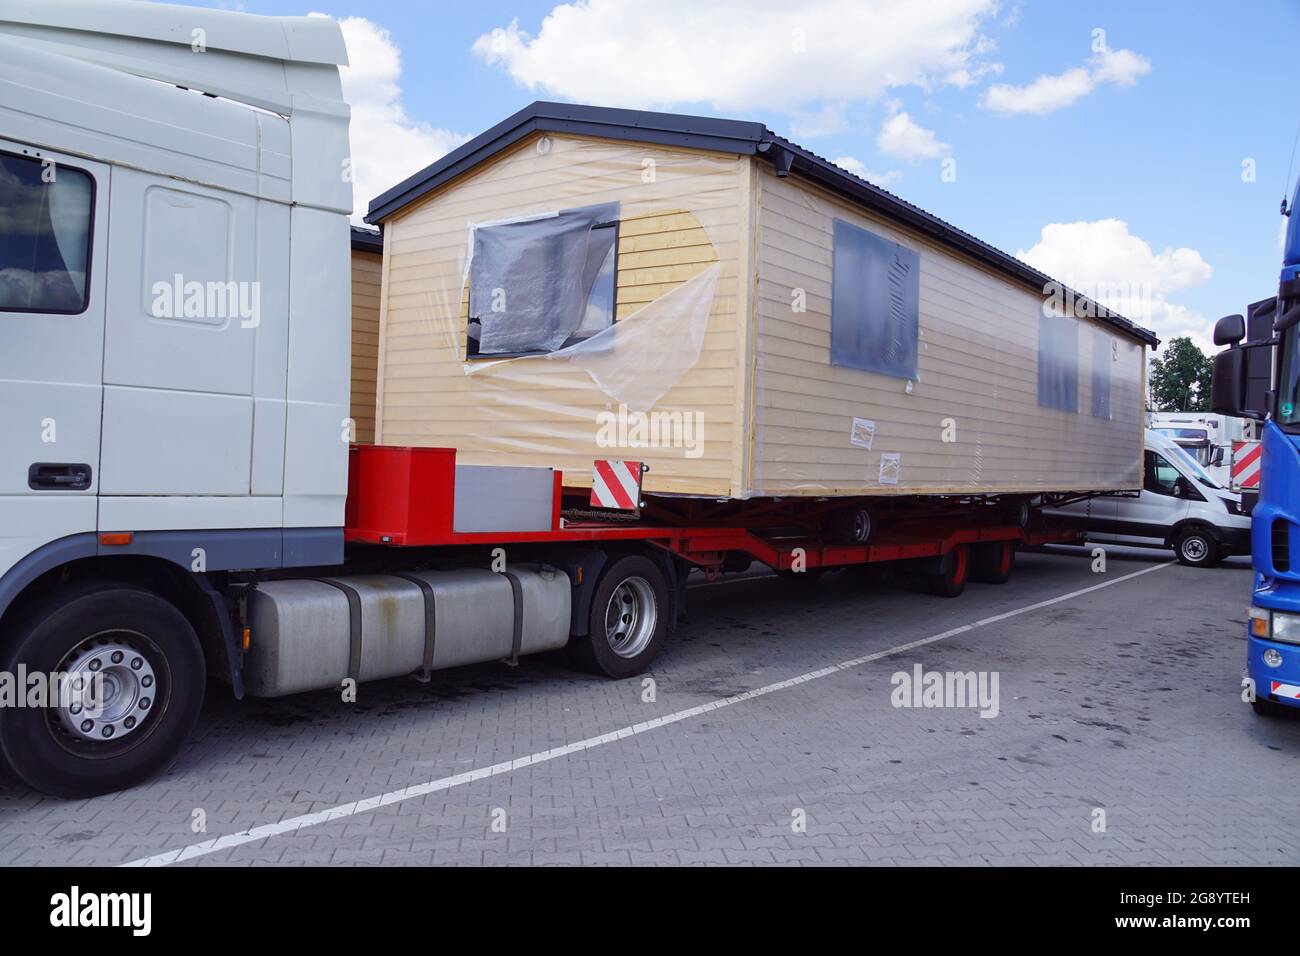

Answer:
[1212,178,1300,715]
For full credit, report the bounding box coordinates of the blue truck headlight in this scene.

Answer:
[1273,611,1300,645]
[1264,648,1285,667]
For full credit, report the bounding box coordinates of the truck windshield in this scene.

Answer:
[1279,323,1300,427]
[1161,440,1224,490]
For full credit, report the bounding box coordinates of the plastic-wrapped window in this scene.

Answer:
[469,202,618,356]
[1038,310,1079,412]
[829,219,919,379]
[1091,329,1112,419]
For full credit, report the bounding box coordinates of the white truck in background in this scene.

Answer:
[1148,411,1255,487]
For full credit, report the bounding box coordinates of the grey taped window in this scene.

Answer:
[830,219,919,379]
[0,152,94,314]
[1091,329,1112,419]
[468,202,618,357]
[1038,311,1079,412]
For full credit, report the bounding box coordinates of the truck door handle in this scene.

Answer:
[28,462,92,491]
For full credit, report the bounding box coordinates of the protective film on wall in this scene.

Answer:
[375,133,743,497]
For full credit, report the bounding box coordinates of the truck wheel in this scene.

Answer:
[569,555,670,679]
[831,506,874,545]
[1252,696,1292,718]
[925,545,970,598]
[1174,527,1220,568]
[0,582,206,798]
[971,540,1015,584]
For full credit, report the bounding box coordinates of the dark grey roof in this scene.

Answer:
[366,101,1156,346]
[350,225,382,253]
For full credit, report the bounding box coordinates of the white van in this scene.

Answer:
[1044,429,1251,567]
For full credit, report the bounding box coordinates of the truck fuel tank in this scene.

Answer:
[243,565,571,697]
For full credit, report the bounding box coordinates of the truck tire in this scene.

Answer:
[0,581,206,798]
[971,540,1015,584]
[925,545,970,598]
[569,555,670,679]
[1173,527,1220,568]
[831,506,874,545]
[1252,696,1292,718]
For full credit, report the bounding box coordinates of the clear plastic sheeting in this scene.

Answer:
[749,162,1144,495]
[376,134,743,497]
[468,203,618,355]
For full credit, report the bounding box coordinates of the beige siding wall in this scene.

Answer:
[350,248,382,444]
[376,133,749,496]
[751,166,1145,495]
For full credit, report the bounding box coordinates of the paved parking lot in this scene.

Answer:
[1,545,1297,866]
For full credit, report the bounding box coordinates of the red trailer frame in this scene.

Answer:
[343,445,1082,577]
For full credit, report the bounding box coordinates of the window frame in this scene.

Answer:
[1143,450,1182,497]
[0,148,97,317]
[829,217,920,381]
[465,208,620,361]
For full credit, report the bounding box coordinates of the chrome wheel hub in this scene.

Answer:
[56,638,157,743]
[604,576,658,659]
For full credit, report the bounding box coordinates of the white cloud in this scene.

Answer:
[335,16,470,221]
[1016,219,1213,350]
[472,0,1000,115]
[876,112,951,160]
[831,156,902,188]
[981,47,1151,116]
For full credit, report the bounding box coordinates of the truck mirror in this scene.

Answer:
[1210,346,1248,417]
[1275,303,1300,334]
[1211,446,1224,467]
[1213,314,1245,345]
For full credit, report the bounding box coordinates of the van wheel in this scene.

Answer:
[1174,527,1220,567]
[569,555,670,679]
[925,545,970,598]
[0,582,206,798]
[971,540,1015,584]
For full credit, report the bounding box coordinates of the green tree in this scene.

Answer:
[1148,336,1213,411]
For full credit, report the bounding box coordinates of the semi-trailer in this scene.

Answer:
[0,1,1152,797]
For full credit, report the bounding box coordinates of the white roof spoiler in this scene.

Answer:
[0,0,347,66]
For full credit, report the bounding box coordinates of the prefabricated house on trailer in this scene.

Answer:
[366,103,1157,500]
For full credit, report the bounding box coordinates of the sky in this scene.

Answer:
[178,0,1299,354]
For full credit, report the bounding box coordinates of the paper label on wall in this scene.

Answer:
[850,417,876,450]
[878,453,901,485]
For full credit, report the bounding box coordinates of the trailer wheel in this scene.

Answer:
[925,545,970,598]
[971,541,1015,584]
[1173,527,1221,568]
[570,555,670,679]
[831,506,874,545]
[0,582,206,798]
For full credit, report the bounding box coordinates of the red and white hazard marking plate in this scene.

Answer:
[1232,440,1261,490]
[591,459,644,511]
[1269,680,1300,700]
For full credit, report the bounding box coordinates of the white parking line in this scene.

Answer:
[121,559,1174,867]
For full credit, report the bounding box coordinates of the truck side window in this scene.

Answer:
[829,218,920,380]
[0,152,94,314]
[1143,450,1181,496]
[467,202,618,357]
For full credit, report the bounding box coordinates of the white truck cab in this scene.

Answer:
[1045,429,1252,567]
[0,0,354,605]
